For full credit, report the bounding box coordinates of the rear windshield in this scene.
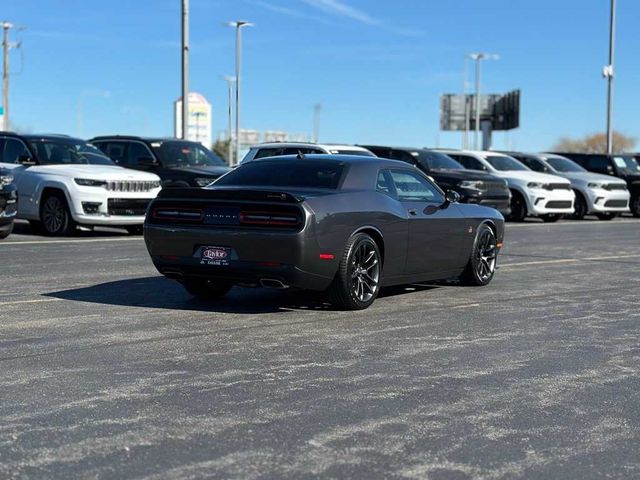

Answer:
[214,161,345,189]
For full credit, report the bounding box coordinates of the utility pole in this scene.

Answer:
[2,21,18,131]
[228,21,253,166]
[463,56,470,149]
[223,76,236,164]
[604,0,616,155]
[181,0,189,140]
[313,103,321,143]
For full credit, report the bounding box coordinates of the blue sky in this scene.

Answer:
[3,0,639,151]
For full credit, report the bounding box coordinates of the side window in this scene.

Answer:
[588,156,610,172]
[102,142,128,164]
[456,155,486,171]
[376,170,394,196]
[128,142,154,165]
[3,139,29,164]
[389,169,444,203]
[389,150,415,165]
[254,148,282,159]
[518,156,546,172]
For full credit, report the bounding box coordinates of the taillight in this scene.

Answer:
[152,208,203,222]
[239,211,300,227]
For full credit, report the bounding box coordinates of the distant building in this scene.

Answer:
[174,92,213,147]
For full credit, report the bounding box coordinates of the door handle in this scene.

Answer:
[408,209,417,216]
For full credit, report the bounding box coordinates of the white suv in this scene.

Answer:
[438,150,575,222]
[0,133,161,235]
[241,142,375,163]
[508,152,630,220]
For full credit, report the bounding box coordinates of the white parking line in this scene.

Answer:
[506,219,640,228]
[501,253,640,268]
[0,237,142,246]
[0,298,62,306]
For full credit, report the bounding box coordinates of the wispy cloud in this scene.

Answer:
[299,0,424,37]
[243,0,336,25]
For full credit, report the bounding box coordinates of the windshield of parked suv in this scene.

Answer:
[546,156,586,172]
[416,151,464,170]
[214,160,344,189]
[151,141,226,167]
[29,139,115,165]
[484,155,529,171]
[612,155,640,173]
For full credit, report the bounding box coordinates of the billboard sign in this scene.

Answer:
[174,92,213,147]
[440,90,520,131]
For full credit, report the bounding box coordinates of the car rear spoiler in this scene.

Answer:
[157,188,304,203]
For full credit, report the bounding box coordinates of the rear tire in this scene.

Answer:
[126,225,144,235]
[596,212,617,221]
[40,192,76,236]
[631,196,640,218]
[182,278,231,300]
[459,224,498,286]
[0,222,13,239]
[540,214,561,223]
[507,191,527,222]
[571,191,587,220]
[327,233,382,310]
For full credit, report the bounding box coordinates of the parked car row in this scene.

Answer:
[242,142,638,222]
[0,132,231,237]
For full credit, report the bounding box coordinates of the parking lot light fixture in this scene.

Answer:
[227,21,253,166]
[468,53,499,150]
[222,75,236,164]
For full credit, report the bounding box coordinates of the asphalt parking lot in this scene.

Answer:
[1,218,640,479]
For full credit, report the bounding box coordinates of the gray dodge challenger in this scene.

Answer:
[144,155,505,310]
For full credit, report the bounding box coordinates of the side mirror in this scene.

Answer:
[18,154,36,166]
[445,190,461,204]
[138,156,159,167]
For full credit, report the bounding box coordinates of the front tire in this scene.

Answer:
[182,278,231,300]
[459,224,498,286]
[596,212,617,221]
[327,233,382,310]
[571,191,587,220]
[40,192,76,236]
[508,191,527,222]
[631,196,640,218]
[540,214,561,223]
[0,222,13,239]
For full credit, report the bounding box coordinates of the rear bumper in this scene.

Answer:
[144,223,336,291]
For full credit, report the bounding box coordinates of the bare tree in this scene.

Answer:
[553,132,636,154]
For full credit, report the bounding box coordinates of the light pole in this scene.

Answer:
[604,0,616,154]
[468,53,499,150]
[181,0,189,140]
[223,75,236,164]
[228,21,253,166]
[313,103,322,143]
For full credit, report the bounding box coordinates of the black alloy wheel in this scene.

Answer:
[571,191,587,220]
[460,224,498,286]
[541,214,561,223]
[508,191,527,222]
[41,193,76,236]
[328,233,381,310]
[182,278,231,300]
[595,212,617,221]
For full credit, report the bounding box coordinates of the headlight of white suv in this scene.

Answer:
[0,174,14,186]
[74,178,107,187]
[194,177,214,187]
[587,182,604,189]
[527,182,546,189]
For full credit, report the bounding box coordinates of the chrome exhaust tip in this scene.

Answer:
[260,278,288,289]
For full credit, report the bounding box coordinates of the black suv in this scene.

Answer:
[551,152,640,216]
[0,167,17,239]
[362,146,511,216]
[90,136,231,188]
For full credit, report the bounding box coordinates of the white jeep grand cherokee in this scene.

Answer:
[0,133,161,235]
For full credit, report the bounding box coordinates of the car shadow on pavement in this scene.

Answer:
[47,276,443,313]
[13,220,132,238]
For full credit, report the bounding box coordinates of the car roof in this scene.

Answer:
[435,149,514,157]
[89,135,197,143]
[250,142,372,152]
[6,132,86,142]
[245,153,407,168]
